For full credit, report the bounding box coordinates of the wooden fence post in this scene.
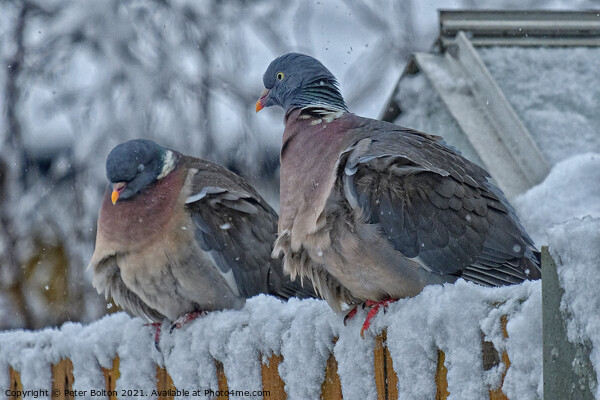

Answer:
[51,359,74,400]
[155,364,175,400]
[320,353,342,400]
[8,366,22,400]
[435,350,450,400]
[101,356,119,400]
[374,330,398,400]
[488,316,509,400]
[261,354,286,399]
[214,360,229,399]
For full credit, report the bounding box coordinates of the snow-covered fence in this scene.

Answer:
[5,327,513,400]
[22,242,600,400]
[1,278,543,400]
[3,222,592,400]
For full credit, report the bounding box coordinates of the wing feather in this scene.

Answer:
[338,123,540,284]
[186,159,316,299]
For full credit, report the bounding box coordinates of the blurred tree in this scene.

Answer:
[1,0,37,329]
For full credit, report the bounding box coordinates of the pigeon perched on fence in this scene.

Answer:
[89,139,315,326]
[256,53,541,335]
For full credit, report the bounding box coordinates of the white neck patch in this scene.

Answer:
[157,150,176,180]
[301,105,345,122]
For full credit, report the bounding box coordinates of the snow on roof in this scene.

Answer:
[478,46,600,165]
[515,153,600,245]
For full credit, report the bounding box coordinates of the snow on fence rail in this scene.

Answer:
[5,328,511,400]
[1,263,547,400]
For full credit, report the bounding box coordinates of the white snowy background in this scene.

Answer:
[1,0,599,399]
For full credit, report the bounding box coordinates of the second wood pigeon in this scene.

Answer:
[89,139,315,325]
[256,53,541,334]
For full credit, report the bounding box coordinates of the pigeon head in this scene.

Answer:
[256,52,348,114]
[105,139,177,204]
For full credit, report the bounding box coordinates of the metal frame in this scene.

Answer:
[439,10,600,48]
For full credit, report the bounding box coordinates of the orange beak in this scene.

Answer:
[111,182,126,205]
[255,88,270,112]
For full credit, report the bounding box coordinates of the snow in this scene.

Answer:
[1,285,543,400]
[0,313,160,400]
[502,284,544,399]
[0,298,339,400]
[515,153,600,245]
[478,47,600,165]
[513,153,600,397]
[371,280,542,400]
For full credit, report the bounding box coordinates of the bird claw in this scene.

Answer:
[343,306,359,326]
[359,299,397,338]
[169,310,206,333]
[144,322,163,351]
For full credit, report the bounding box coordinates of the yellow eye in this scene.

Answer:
[276,72,285,81]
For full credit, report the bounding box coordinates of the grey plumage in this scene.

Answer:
[89,139,315,323]
[257,53,541,312]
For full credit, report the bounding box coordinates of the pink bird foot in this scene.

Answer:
[170,310,207,333]
[145,322,162,351]
[360,298,397,338]
[343,306,359,325]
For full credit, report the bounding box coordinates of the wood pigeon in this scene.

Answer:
[89,139,315,325]
[256,53,541,334]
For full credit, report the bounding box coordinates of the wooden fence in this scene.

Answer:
[6,320,510,400]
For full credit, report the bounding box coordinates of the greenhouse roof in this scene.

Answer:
[381,10,600,200]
